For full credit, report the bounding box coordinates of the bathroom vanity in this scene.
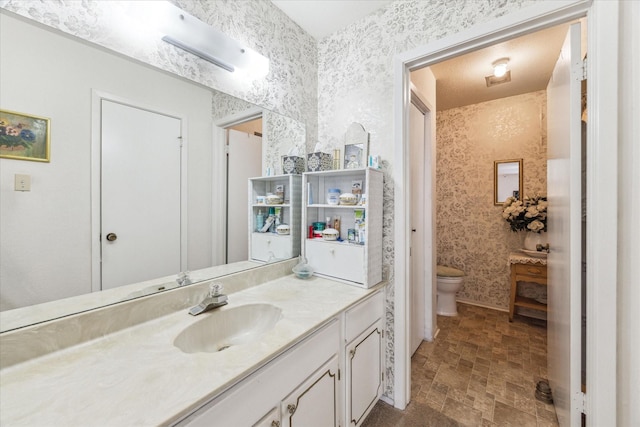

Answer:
[508,252,548,321]
[0,261,384,426]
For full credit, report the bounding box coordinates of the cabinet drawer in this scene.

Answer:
[514,263,547,278]
[345,291,383,343]
[252,233,292,262]
[306,240,364,284]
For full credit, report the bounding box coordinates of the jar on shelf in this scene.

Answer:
[327,188,341,205]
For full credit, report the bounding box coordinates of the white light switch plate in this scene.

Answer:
[14,174,31,191]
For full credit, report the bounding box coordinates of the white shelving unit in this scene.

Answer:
[249,174,302,262]
[302,168,383,288]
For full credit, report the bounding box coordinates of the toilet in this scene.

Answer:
[436,265,465,316]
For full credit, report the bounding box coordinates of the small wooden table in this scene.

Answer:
[509,252,547,322]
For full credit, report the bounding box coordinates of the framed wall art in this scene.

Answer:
[0,109,50,162]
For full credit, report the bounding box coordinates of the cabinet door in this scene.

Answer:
[281,355,339,427]
[346,322,383,426]
[251,233,292,261]
[253,407,280,427]
[305,239,364,284]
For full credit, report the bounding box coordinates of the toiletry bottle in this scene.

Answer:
[334,216,341,238]
[256,210,264,232]
[326,216,331,228]
[269,207,276,232]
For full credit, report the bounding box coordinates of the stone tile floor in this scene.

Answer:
[364,303,559,426]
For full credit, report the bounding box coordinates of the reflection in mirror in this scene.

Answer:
[344,123,369,169]
[0,10,305,331]
[494,159,523,205]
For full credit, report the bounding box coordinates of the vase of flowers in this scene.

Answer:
[502,194,548,250]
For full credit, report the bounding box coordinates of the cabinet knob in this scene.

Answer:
[287,404,297,415]
[349,349,356,358]
[329,249,335,255]
[271,421,280,427]
[106,232,117,242]
[267,240,271,244]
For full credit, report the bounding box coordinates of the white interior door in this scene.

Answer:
[546,22,583,427]
[227,129,261,263]
[101,100,182,290]
[409,100,426,356]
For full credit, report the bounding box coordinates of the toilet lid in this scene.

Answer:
[437,265,465,277]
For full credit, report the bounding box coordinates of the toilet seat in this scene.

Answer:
[436,265,464,277]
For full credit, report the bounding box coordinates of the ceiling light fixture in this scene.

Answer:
[492,58,510,78]
[485,57,511,87]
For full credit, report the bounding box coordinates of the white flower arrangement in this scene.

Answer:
[502,194,548,233]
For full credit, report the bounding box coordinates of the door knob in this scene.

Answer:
[106,233,118,242]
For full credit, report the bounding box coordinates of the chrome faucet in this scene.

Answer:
[176,271,192,287]
[189,283,228,316]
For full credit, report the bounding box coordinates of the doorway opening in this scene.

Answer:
[392,2,619,423]
[225,117,263,264]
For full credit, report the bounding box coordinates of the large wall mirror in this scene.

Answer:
[0,9,305,331]
[494,159,523,205]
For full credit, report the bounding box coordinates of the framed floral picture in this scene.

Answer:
[0,109,50,162]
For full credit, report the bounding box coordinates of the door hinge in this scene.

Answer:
[575,391,587,415]
[338,369,341,381]
[382,329,384,339]
[581,57,587,81]
[177,136,183,148]
[382,372,384,382]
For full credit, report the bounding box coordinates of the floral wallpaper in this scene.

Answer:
[317,0,538,399]
[436,91,548,310]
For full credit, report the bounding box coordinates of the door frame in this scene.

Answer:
[392,1,619,424]
[90,90,189,292]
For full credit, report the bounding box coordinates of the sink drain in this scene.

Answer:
[535,380,553,403]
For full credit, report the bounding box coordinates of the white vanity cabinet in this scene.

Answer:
[344,291,384,426]
[175,289,384,427]
[302,168,383,288]
[176,319,340,427]
[249,175,302,262]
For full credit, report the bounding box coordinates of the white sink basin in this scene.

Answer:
[174,303,283,354]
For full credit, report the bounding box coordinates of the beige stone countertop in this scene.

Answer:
[0,275,380,426]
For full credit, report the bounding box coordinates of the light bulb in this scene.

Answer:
[494,63,508,78]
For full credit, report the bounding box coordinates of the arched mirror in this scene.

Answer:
[494,159,523,205]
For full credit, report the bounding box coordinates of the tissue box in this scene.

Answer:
[281,155,305,174]
[306,152,333,172]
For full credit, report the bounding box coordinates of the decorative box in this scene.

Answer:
[306,152,333,172]
[281,155,305,174]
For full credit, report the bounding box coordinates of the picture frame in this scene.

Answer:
[0,109,51,162]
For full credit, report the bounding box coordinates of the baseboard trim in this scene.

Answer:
[456,298,508,313]
[379,395,394,406]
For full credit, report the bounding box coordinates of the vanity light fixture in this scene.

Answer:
[485,57,511,87]
[152,2,269,77]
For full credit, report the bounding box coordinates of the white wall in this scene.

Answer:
[0,13,213,310]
